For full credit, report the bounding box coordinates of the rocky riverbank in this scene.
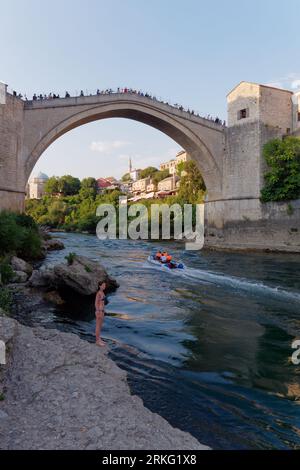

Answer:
[0,315,208,450]
[0,235,209,450]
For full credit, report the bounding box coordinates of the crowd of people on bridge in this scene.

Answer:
[11,87,225,126]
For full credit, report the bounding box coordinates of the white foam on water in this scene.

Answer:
[183,267,300,303]
[144,260,300,303]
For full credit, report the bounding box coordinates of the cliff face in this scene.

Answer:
[0,316,209,450]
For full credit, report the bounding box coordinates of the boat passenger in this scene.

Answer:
[166,254,172,262]
[155,251,162,260]
[167,261,177,269]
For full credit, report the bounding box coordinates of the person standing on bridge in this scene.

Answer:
[95,281,107,347]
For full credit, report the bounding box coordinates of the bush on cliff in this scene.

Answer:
[0,287,12,313]
[261,137,300,202]
[0,260,14,284]
[0,211,42,260]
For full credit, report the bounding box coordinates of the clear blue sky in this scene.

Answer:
[1,0,299,180]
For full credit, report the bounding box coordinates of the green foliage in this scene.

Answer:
[79,177,98,199]
[176,161,185,176]
[44,176,60,195]
[15,213,38,231]
[58,175,81,196]
[0,212,24,256]
[26,165,207,236]
[65,252,77,265]
[139,166,158,179]
[121,172,131,182]
[0,212,42,259]
[44,175,81,196]
[0,261,14,285]
[152,169,170,185]
[20,228,42,260]
[260,137,300,202]
[177,161,206,204]
[0,287,13,312]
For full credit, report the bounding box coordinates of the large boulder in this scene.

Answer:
[10,257,33,275]
[53,255,119,296]
[29,268,56,288]
[43,239,65,251]
[12,271,28,283]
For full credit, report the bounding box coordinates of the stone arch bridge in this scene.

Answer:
[1,83,299,250]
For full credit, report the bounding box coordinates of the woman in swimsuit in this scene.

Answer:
[95,281,106,347]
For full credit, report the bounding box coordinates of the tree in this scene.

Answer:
[122,173,131,182]
[260,137,300,202]
[152,169,170,185]
[139,166,158,179]
[44,176,60,195]
[176,161,185,176]
[0,211,42,259]
[177,161,206,204]
[58,175,81,196]
[79,177,98,199]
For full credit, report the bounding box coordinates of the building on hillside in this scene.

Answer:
[97,178,112,193]
[132,176,151,194]
[176,150,190,165]
[127,156,141,181]
[159,150,190,175]
[130,168,141,181]
[119,181,132,193]
[160,158,177,174]
[27,172,49,199]
[157,175,180,192]
[105,176,118,185]
[146,181,156,193]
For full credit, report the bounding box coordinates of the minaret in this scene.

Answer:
[129,157,132,173]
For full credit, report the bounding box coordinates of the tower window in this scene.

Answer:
[298,112,300,122]
[238,108,249,120]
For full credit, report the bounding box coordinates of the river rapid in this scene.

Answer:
[13,233,300,449]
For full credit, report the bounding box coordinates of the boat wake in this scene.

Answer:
[145,260,300,303]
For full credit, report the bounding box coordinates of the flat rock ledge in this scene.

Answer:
[0,316,209,450]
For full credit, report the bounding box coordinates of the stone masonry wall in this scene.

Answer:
[205,199,300,252]
[0,94,25,211]
[260,86,293,132]
[227,82,260,127]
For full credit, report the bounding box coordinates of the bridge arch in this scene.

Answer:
[23,95,224,200]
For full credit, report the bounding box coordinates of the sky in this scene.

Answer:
[1,0,299,180]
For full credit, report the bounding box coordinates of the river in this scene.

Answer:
[13,232,300,449]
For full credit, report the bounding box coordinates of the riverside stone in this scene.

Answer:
[29,268,56,287]
[0,316,209,450]
[10,256,33,275]
[12,271,28,283]
[43,239,65,251]
[53,255,119,295]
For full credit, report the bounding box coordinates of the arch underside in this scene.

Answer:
[25,103,223,198]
